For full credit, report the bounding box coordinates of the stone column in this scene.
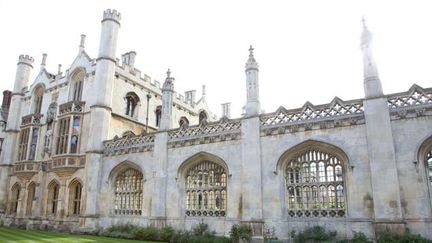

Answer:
[240,116,264,242]
[150,70,174,227]
[0,55,34,212]
[361,19,404,234]
[83,9,120,229]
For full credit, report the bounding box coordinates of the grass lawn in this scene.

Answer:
[0,226,159,243]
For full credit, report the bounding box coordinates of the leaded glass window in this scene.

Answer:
[285,149,346,217]
[114,169,143,215]
[69,180,82,215]
[17,128,30,161]
[185,161,227,217]
[47,181,59,216]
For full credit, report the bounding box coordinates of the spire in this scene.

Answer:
[57,64,62,75]
[160,68,175,130]
[360,18,383,98]
[79,34,86,53]
[244,45,260,115]
[40,53,47,71]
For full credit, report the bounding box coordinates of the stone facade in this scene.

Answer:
[0,9,431,242]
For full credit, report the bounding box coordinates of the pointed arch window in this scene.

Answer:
[426,150,432,194]
[26,183,36,216]
[179,117,189,129]
[285,149,346,217]
[199,111,208,125]
[9,184,21,215]
[185,161,227,217]
[32,86,44,114]
[69,180,82,215]
[125,92,139,118]
[114,168,143,215]
[47,181,59,216]
[70,69,85,101]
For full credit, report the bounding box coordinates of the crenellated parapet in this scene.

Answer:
[17,55,34,67]
[102,9,121,24]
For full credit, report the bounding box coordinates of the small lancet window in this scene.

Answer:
[47,181,59,216]
[125,92,139,118]
[9,184,21,215]
[155,106,162,127]
[32,85,44,114]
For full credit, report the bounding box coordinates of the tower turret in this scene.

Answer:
[13,55,34,93]
[361,18,383,98]
[160,69,174,130]
[244,45,260,116]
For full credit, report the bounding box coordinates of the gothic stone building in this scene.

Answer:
[0,9,431,242]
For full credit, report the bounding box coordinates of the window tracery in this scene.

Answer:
[185,161,227,217]
[114,168,143,215]
[427,150,432,189]
[32,86,44,114]
[285,149,346,217]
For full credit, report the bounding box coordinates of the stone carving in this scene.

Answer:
[46,102,57,124]
[58,101,85,116]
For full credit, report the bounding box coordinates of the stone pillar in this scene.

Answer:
[240,119,264,241]
[150,70,174,227]
[0,55,34,212]
[83,9,120,229]
[56,178,67,219]
[361,19,404,234]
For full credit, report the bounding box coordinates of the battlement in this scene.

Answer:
[18,55,34,67]
[103,9,121,24]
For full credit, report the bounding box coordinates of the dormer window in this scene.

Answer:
[125,92,139,118]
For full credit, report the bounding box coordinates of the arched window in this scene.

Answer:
[199,111,208,125]
[125,92,139,118]
[185,161,227,217]
[69,179,82,216]
[26,182,36,216]
[47,180,59,216]
[179,117,189,129]
[114,168,143,215]
[155,106,162,127]
[285,149,346,217]
[32,85,44,114]
[70,69,85,101]
[9,183,21,215]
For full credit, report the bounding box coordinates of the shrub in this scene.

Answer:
[193,222,214,236]
[351,232,370,243]
[230,224,253,242]
[132,226,159,241]
[377,230,432,243]
[290,226,337,243]
[160,226,176,242]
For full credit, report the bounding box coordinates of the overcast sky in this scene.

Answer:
[1,0,431,117]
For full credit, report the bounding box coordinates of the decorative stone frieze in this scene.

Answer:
[103,134,155,156]
[387,85,432,120]
[167,117,241,148]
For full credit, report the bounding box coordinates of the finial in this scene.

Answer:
[360,17,372,48]
[249,45,254,57]
[41,53,47,70]
[166,68,171,78]
[57,64,62,75]
[202,85,206,97]
[79,34,86,52]
[361,16,367,30]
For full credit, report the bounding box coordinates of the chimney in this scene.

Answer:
[221,102,231,118]
[185,90,196,105]
[121,51,137,70]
